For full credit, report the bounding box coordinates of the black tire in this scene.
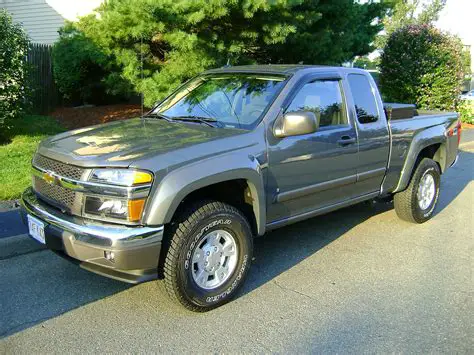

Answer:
[163,200,253,312]
[394,158,441,223]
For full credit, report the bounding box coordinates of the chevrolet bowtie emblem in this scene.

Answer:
[43,172,56,185]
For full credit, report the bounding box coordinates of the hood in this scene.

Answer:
[37,118,248,168]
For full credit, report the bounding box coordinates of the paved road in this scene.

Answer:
[1,145,473,353]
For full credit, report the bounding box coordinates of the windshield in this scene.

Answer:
[152,74,287,129]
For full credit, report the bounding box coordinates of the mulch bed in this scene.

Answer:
[51,104,143,130]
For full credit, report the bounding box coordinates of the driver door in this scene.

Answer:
[266,77,359,223]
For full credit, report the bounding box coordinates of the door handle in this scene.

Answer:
[337,135,356,146]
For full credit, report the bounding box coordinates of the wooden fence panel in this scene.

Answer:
[27,43,61,115]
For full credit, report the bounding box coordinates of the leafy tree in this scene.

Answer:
[0,9,29,143]
[380,24,464,111]
[72,0,387,106]
[375,0,445,50]
[353,56,379,70]
[461,46,471,75]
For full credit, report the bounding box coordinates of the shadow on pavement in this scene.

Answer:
[242,199,393,297]
[0,251,130,339]
[0,210,27,239]
[241,149,473,297]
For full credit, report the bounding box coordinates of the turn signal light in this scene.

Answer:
[128,199,146,222]
[132,171,153,185]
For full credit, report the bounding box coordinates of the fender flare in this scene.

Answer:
[144,153,266,235]
[394,125,446,193]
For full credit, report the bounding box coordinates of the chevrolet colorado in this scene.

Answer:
[21,65,461,311]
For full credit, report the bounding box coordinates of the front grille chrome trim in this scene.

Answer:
[32,154,86,181]
[31,166,151,199]
[33,176,79,213]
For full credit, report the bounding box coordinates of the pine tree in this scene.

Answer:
[72,0,387,106]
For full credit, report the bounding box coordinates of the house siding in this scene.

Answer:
[1,0,65,44]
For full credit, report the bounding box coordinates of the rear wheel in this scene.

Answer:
[394,158,440,223]
[163,200,253,312]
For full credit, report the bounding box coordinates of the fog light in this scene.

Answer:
[104,251,115,262]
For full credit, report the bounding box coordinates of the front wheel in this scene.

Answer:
[163,201,253,312]
[394,158,441,223]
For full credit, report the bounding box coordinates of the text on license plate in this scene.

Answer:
[27,214,45,244]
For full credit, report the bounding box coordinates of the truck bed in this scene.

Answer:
[382,109,459,194]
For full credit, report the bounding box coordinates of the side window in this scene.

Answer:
[286,80,347,127]
[347,74,379,124]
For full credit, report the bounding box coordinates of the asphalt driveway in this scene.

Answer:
[0,141,473,353]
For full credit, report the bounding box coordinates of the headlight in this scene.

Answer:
[89,169,153,186]
[84,196,146,222]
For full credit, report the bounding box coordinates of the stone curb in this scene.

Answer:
[459,140,474,148]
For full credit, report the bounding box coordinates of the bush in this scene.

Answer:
[458,100,474,124]
[0,9,29,143]
[380,24,464,111]
[52,23,133,105]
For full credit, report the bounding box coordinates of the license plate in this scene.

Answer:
[27,214,45,244]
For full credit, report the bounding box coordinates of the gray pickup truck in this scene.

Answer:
[21,65,461,311]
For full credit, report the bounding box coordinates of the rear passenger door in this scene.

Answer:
[346,73,390,197]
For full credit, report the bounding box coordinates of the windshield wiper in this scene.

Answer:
[171,115,219,128]
[142,112,173,122]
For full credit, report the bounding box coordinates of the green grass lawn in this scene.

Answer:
[0,115,64,200]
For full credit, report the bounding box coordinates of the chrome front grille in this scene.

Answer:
[32,154,85,181]
[32,176,79,212]
[31,154,86,214]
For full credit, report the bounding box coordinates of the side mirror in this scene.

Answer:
[273,111,319,138]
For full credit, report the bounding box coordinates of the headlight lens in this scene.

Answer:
[90,169,153,186]
[84,196,146,222]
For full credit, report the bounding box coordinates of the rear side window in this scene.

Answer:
[347,74,379,124]
[286,80,347,127]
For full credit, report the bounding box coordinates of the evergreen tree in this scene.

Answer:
[70,0,388,105]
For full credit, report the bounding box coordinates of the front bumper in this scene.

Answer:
[20,187,164,283]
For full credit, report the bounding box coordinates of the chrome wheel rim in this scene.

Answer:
[417,173,436,210]
[191,229,238,290]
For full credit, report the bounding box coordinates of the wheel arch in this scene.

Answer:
[394,126,447,193]
[144,156,266,236]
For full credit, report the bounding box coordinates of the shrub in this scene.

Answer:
[52,23,133,105]
[458,100,474,125]
[0,9,29,143]
[380,24,464,111]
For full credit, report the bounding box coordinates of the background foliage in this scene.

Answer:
[0,9,30,143]
[60,0,387,106]
[380,24,464,111]
[374,0,445,50]
[458,100,474,125]
[52,23,134,105]
[353,56,379,70]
